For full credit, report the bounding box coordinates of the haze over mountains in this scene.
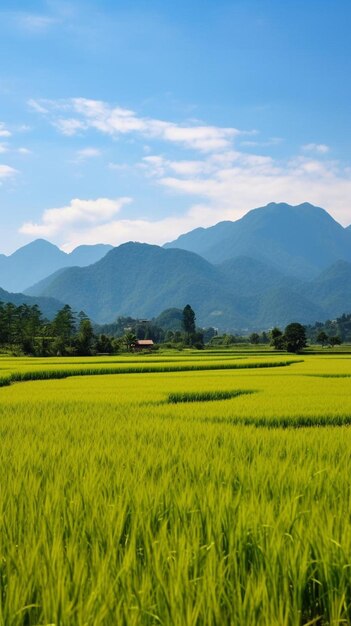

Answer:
[0,287,62,319]
[165,202,351,279]
[0,240,113,293]
[2,202,351,329]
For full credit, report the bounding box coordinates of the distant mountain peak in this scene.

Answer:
[12,238,63,254]
[165,201,351,278]
[0,240,113,292]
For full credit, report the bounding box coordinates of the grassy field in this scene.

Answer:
[1,351,351,625]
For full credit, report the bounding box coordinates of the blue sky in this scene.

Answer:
[0,0,350,253]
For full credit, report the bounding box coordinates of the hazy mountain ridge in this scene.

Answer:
[4,202,351,329]
[28,243,249,327]
[26,241,351,329]
[165,202,351,278]
[0,287,63,319]
[301,261,351,317]
[25,267,72,296]
[0,239,113,293]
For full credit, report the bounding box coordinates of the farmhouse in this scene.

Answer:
[134,339,154,351]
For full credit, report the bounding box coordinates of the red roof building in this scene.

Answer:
[134,339,154,350]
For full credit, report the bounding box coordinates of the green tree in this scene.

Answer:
[52,305,76,354]
[270,327,284,350]
[53,305,76,340]
[192,331,204,349]
[284,323,307,353]
[173,330,183,343]
[95,334,114,354]
[203,327,217,343]
[261,331,269,344]
[165,330,175,343]
[328,335,342,347]
[249,332,260,345]
[0,302,17,345]
[17,304,43,354]
[316,331,328,347]
[182,304,196,345]
[76,317,95,355]
[123,331,137,352]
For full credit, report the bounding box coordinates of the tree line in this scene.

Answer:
[210,323,308,353]
[305,313,348,345]
[0,300,346,356]
[0,302,97,356]
[212,322,345,353]
[0,302,207,356]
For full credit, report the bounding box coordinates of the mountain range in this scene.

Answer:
[2,201,351,330]
[25,251,349,330]
[0,287,63,319]
[0,239,113,292]
[165,202,351,279]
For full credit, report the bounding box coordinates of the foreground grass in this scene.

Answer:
[0,353,351,624]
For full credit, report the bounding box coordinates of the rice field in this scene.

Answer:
[1,351,351,625]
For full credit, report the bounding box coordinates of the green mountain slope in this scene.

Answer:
[219,256,296,297]
[25,267,69,296]
[27,241,351,330]
[28,243,248,327]
[303,261,351,318]
[254,287,325,328]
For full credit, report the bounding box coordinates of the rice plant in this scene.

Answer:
[0,351,351,625]
[168,388,256,403]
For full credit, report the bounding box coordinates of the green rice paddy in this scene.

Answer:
[1,351,351,625]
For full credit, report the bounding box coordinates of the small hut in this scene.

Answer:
[134,339,154,351]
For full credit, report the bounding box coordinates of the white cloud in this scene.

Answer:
[108,162,130,172]
[54,118,86,136]
[0,164,18,179]
[59,204,220,252]
[149,122,238,151]
[141,150,351,225]
[16,124,32,133]
[241,137,283,148]
[302,143,330,154]
[29,97,247,152]
[12,13,58,33]
[20,197,132,238]
[72,98,146,134]
[19,145,351,247]
[168,160,206,176]
[28,99,49,114]
[0,123,11,138]
[0,145,31,156]
[25,95,351,240]
[0,143,32,155]
[142,155,213,178]
[142,155,167,177]
[143,151,276,182]
[76,147,101,160]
